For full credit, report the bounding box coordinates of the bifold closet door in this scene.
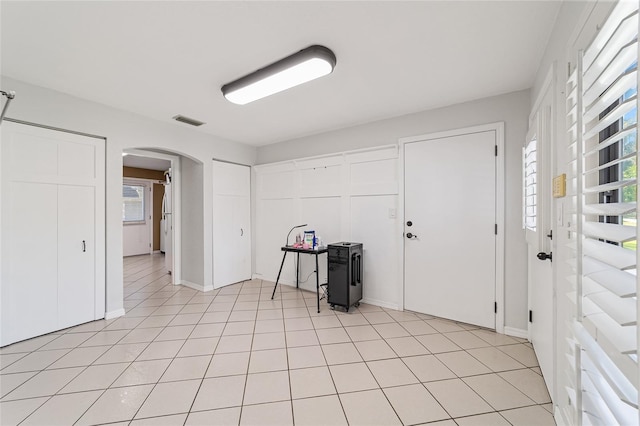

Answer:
[212,160,251,288]
[3,182,59,343]
[58,185,96,329]
[1,121,105,346]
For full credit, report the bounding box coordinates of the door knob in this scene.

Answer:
[406,232,418,239]
[537,252,552,261]
[406,221,413,227]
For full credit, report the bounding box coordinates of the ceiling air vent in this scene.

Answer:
[172,115,205,127]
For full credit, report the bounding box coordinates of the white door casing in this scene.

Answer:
[1,121,105,346]
[403,127,499,329]
[526,69,555,403]
[213,160,251,288]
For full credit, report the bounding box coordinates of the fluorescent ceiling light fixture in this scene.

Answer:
[221,45,336,105]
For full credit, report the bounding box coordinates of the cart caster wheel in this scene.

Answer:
[355,302,360,307]
[330,304,335,310]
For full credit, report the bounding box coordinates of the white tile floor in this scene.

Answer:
[0,254,556,425]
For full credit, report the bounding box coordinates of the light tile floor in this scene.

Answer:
[1,254,556,425]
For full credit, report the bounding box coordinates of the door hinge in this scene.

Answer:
[494,302,497,313]
[495,145,498,156]
[494,224,498,235]
[529,310,533,323]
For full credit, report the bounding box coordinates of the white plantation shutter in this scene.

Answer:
[566,2,639,424]
[524,138,538,232]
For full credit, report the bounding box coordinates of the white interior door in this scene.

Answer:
[123,179,151,257]
[526,88,555,401]
[58,185,96,329]
[404,130,497,329]
[3,182,59,344]
[1,121,105,346]
[213,160,251,288]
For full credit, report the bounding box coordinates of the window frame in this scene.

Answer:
[122,180,149,225]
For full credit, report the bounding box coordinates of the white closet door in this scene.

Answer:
[2,182,59,344]
[1,121,105,346]
[58,185,96,329]
[234,194,251,282]
[213,160,251,288]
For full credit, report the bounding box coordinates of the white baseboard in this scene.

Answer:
[504,326,529,339]
[180,280,214,293]
[105,308,126,320]
[361,298,399,310]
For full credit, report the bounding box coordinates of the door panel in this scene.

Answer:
[213,161,251,288]
[527,96,555,401]
[1,121,105,347]
[235,195,251,283]
[2,182,59,344]
[58,185,95,329]
[404,130,496,329]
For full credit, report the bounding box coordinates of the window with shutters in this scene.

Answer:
[565,2,639,424]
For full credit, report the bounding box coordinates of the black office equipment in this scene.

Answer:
[328,242,363,312]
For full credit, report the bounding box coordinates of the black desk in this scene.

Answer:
[271,246,328,313]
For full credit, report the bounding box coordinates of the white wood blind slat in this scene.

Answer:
[584,125,636,157]
[583,201,637,216]
[582,222,636,243]
[583,96,637,141]
[586,269,636,298]
[583,43,638,108]
[583,241,636,270]
[583,179,635,194]
[585,289,636,326]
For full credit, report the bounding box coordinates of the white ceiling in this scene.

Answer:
[123,154,171,172]
[1,1,561,147]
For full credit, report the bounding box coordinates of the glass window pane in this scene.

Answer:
[123,185,145,222]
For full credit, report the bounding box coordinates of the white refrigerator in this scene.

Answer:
[160,179,172,274]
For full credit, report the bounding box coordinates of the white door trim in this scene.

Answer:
[398,122,505,334]
[124,148,181,285]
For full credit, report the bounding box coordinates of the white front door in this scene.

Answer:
[123,179,151,257]
[404,129,497,329]
[526,83,555,401]
[1,121,105,346]
[213,160,251,288]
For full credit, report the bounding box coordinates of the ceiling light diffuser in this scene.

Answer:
[221,45,337,105]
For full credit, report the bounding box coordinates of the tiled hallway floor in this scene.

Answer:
[1,254,556,425]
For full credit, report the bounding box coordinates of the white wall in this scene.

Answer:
[181,157,205,287]
[254,146,400,308]
[257,90,530,330]
[0,76,256,317]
